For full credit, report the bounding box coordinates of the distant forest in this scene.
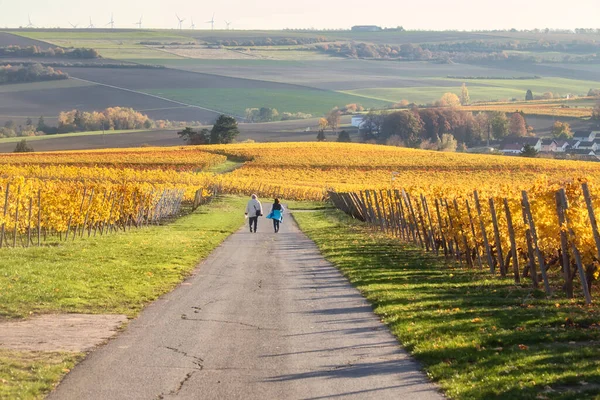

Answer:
[314,40,600,63]
[0,45,100,59]
[0,64,68,84]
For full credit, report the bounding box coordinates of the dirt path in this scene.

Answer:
[48,214,442,400]
[0,314,127,352]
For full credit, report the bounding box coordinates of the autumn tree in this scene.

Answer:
[460,83,470,105]
[380,110,423,147]
[437,133,458,152]
[551,121,573,139]
[509,113,528,137]
[525,89,534,101]
[326,108,342,132]
[436,93,461,108]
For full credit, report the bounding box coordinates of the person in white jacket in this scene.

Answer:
[245,194,263,233]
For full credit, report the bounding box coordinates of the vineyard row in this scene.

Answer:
[329,184,600,303]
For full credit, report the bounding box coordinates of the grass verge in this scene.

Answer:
[0,350,83,400]
[0,195,246,319]
[294,209,600,400]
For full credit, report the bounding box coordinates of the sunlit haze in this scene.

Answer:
[1,0,599,30]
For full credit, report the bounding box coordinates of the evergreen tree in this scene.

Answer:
[210,115,240,144]
[14,139,34,153]
[520,144,538,158]
[337,130,351,142]
[525,89,534,101]
[316,130,326,142]
[37,116,46,132]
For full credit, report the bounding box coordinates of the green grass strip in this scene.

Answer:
[0,196,246,319]
[294,209,600,400]
[0,350,83,400]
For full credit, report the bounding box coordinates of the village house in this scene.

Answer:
[540,139,557,152]
[554,140,570,152]
[573,130,598,142]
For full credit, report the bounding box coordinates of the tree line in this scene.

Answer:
[0,64,68,84]
[313,42,600,64]
[215,37,328,47]
[351,108,536,149]
[0,45,100,59]
[177,115,240,145]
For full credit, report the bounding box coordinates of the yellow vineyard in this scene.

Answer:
[3,140,600,299]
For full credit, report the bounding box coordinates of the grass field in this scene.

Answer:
[143,87,391,116]
[344,77,600,105]
[0,196,245,319]
[295,209,600,400]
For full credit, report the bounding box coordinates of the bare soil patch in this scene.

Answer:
[0,314,127,352]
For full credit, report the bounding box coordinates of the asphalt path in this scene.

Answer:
[49,213,442,400]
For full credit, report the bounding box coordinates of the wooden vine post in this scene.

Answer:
[521,191,551,295]
[503,198,520,284]
[555,189,573,298]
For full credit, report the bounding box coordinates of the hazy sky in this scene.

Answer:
[0,0,598,31]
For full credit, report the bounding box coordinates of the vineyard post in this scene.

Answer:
[387,190,399,237]
[555,189,573,298]
[351,192,367,222]
[474,191,494,274]
[351,192,366,221]
[398,190,411,241]
[453,198,473,268]
[434,199,449,258]
[372,191,386,232]
[74,188,87,240]
[465,199,483,270]
[365,191,378,230]
[105,193,117,235]
[0,183,10,248]
[13,185,21,248]
[558,189,592,303]
[81,190,94,238]
[394,190,409,241]
[403,190,424,248]
[361,191,374,226]
[489,198,506,277]
[37,189,41,246]
[520,196,538,286]
[27,197,32,248]
[503,198,520,283]
[522,191,550,294]
[581,183,600,276]
[422,195,437,254]
[444,199,460,262]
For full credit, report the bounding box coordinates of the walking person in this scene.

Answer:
[266,198,284,233]
[245,194,263,233]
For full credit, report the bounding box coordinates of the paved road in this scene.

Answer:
[49,213,442,400]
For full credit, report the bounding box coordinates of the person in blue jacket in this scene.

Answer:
[267,198,284,233]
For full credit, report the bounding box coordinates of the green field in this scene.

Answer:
[143,88,392,116]
[344,77,600,105]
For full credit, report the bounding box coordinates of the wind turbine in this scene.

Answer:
[106,13,115,29]
[134,15,143,29]
[176,14,185,30]
[225,20,232,30]
[87,17,95,29]
[190,18,196,29]
[26,15,34,28]
[69,22,79,29]
[206,13,215,30]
